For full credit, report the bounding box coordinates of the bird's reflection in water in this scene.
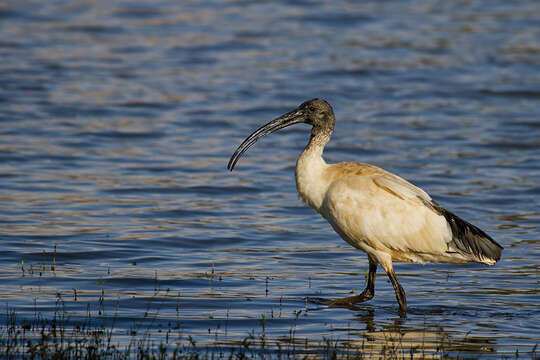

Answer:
[322,307,499,358]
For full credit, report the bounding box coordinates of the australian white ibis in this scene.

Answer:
[227,98,503,314]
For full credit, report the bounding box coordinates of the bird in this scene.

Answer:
[227,98,503,314]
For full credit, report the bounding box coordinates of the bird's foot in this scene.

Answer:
[396,298,407,318]
[326,292,373,306]
[308,289,374,307]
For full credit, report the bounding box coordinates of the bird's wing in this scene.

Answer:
[322,164,502,265]
[321,165,453,263]
[323,162,433,205]
[371,170,502,262]
[371,171,432,205]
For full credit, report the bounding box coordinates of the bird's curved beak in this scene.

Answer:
[227,108,306,171]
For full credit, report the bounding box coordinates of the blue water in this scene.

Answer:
[1,0,539,357]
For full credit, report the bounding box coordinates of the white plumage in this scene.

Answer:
[228,98,503,314]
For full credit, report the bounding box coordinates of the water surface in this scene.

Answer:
[1,0,539,357]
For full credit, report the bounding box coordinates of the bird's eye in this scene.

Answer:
[309,106,315,112]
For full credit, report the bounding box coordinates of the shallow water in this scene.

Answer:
[1,0,539,357]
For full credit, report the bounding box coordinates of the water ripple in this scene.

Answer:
[0,0,539,357]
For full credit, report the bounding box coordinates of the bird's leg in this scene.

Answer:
[386,269,407,315]
[326,257,377,306]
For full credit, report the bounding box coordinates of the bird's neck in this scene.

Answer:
[295,130,331,212]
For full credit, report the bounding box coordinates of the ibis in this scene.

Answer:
[227,98,503,314]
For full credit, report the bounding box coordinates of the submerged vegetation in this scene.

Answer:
[1,298,538,359]
[4,252,538,359]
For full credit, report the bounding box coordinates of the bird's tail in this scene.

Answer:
[440,208,503,265]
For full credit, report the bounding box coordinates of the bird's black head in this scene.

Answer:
[298,98,335,133]
[227,98,335,171]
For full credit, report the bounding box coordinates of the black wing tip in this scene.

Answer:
[430,201,503,263]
